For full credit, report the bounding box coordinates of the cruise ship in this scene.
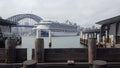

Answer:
[33,20,78,37]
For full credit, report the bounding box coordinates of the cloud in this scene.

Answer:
[0,0,120,27]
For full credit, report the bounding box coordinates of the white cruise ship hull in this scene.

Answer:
[51,32,78,37]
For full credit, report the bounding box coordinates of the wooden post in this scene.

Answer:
[5,38,16,63]
[23,60,37,68]
[88,38,96,63]
[35,38,44,63]
[93,60,107,68]
[49,30,52,48]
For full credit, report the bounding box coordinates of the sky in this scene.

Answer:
[0,0,120,27]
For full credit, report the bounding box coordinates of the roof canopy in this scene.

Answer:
[82,29,100,34]
[96,15,120,25]
[0,18,17,26]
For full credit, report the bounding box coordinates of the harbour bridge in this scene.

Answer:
[7,14,44,36]
[7,14,43,27]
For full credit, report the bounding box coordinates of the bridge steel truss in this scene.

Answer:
[7,14,43,26]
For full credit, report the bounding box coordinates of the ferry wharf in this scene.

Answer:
[1,17,120,68]
[80,15,120,48]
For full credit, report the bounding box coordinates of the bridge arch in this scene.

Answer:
[7,14,43,24]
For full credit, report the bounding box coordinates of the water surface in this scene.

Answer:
[17,36,85,59]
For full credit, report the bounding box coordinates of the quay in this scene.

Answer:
[1,15,120,68]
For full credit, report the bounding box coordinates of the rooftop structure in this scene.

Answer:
[96,15,120,25]
[82,29,100,34]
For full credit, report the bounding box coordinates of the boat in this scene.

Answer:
[33,20,78,37]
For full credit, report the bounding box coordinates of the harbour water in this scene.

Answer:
[17,36,85,60]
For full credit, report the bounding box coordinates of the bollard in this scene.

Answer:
[35,38,44,63]
[49,42,52,48]
[23,60,37,68]
[5,38,16,63]
[88,38,96,63]
[93,60,107,68]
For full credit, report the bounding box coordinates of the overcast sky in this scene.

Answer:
[0,0,120,27]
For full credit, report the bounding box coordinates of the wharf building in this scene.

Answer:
[80,15,120,48]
